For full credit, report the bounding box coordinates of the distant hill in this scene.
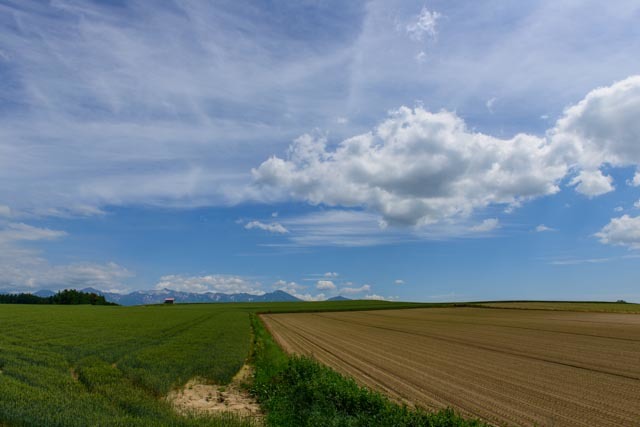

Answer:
[34,289,55,298]
[327,295,351,301]
[77,287,302,306]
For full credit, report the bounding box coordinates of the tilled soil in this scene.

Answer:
[262,307,640,427]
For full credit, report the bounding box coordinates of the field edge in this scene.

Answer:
[250,313,487,427]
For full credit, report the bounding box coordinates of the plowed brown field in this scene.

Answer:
[262,307,640,426]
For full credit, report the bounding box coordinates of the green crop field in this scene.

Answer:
[0,304,254,426]
[0,300,428,426]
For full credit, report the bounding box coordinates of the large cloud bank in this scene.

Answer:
[254,76,640,227]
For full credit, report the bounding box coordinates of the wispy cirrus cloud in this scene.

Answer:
[4,1,640,221]
[0,220,133,292]
[3,1,640,239]
[275,210,401,247]
[0,0,365,215]
[0,222,66,244]
[470,219,500,233]
[340,284,371,295]
[405,6,441,41]
[550,257,612,266]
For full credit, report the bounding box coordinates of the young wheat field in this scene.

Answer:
[0,304,253,426]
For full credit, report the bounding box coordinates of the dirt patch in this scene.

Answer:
[167,364,262,421]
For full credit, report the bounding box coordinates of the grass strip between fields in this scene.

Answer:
[249,313,488,427]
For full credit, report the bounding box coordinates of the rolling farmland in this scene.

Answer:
[262,307,640,426]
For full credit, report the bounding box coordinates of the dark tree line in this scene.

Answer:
[0,289,116,305]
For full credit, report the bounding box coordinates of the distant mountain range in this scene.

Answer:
[25,288,351,306]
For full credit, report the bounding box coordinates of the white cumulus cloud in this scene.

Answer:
[156,274,263,294]
[245,220,288,234]
[316,280,336,291]
[254,76,640,232]
[272,280,326,301]
[595,215,640,249]
[551,76,640,171]
[569,170,614,197]
[394,279,404,285]
[254,107,566,226]
[535,224,555,232]
[303,293,326,302]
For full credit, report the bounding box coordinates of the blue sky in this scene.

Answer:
[1,0,640,302]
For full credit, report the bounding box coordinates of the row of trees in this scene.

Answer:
[0,289,116,305]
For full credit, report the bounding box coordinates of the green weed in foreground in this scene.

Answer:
[249,315,487,427]
[0,304,256,427]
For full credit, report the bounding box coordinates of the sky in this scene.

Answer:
[1,0,640,302]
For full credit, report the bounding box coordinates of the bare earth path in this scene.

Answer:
[167,364,262,421]
[262,307,640,427]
